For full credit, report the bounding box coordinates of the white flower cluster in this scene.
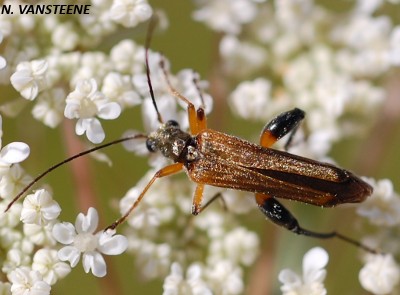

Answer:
[9,51,131,143]
[191,0,400,294]
[0,116,66,294]
[0,143,128,293]
[2,0,152,144]
[192,0,400,159]
[119,171,259,294]
[354,178,400,294]
[0,118,128,292]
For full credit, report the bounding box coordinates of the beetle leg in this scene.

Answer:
[159,58,207,134]
[106,162,184,230]
[255,193,378,253]
[260,108,305,149]
[255,193,334,238]
[196,108,207,132]
[193,192,226,215]
[191,184,204,215]
[192,187,226,215]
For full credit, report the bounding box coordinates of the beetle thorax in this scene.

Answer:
[147,121,197,162]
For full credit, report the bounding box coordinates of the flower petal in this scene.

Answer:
[58,246,81,268]
[75,207,98,234]
[97,102,121,120]
[86,119,105,144]
[278,269,302,288]
[75,118,86,136]
[0,56,6,70]
[98,230,128,255]
[52,222,76,244]
[303,247,329,275]
[82,251,106,277]
[0,142,30,164]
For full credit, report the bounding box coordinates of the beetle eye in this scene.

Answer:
[146,139,157,152]
[166,120,179,128]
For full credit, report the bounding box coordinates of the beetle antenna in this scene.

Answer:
[4,134,147,212]
[145,14,163,124]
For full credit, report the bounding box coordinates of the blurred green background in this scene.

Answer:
[3,0,400,294]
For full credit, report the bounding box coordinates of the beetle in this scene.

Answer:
[6,18,375,254]
[105,60,374,252]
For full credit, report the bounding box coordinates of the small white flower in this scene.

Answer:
[220,35,267,77]
[64,79,113,118]
[2,249,31,274]
[101,72,141,109]
[355,0,384,15]
[229,78,273,120]
[275,0,314,30]
[77,0,116,36]
[0,228,26,254]
[51,22,79,51]
[193,210,226,238]
[279,247,328,295]
[0,200,22,228]
[52,207,128,277]
[175,69,214,115]
[133,240,172,280]
[332,14,392,76]
[110,39,145,74]
[206,260,244,295]
[0,164,32,201]
[32,249,71,285]
[357,178,400,226]
[8,267,51,295]
[222,227,259,266]
[64,78,121,143]
[272,32,302,59]
[20,189,61,226]
[70,52,112,88]
[283,54,315,93]
[110,0,153,28]
[32,88,66,128]
[163,262,212,295]
[23,222,57,246]
[359,254,400,295]
[10,60,48,100]
[193,0,257,34]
